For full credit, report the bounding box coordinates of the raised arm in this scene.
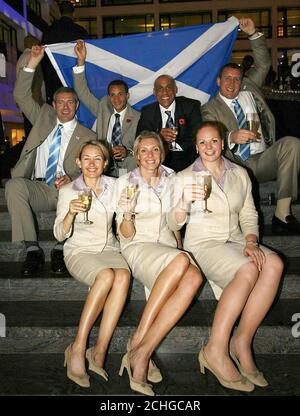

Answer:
[13,45,46,124]
[73,40,100,117]
[239,18,271,87]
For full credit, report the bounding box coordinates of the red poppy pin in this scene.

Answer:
[126,118,131,123]
[178,117,185,125]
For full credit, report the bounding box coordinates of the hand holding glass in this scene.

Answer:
[125,184,138,214]
[54,171,64,188]
[169,122,180,151]
[246,113,261,141]
[196,174,212,213]
[78,188,93,224]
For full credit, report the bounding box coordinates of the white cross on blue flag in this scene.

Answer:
[46,16,239,129]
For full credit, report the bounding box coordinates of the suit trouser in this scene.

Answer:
[5,178,58,242]
[244,136,300,201]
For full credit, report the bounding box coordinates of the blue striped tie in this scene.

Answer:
[232,99,250,161]
[111,113,121,146]
[165,111,175,128]
[45,124,63,186]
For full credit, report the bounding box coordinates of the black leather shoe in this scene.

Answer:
[21,249,45,276]
[272,214,300,235]
[51,249,67,274]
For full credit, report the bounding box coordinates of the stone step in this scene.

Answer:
[1,184,300,230]
[0,207,294,231]
[0,353,299,396]
[1,230,299,260]
[0,299,298,354]
[0,267,298,301]
[0,211,56,231]
[1,203,300,231]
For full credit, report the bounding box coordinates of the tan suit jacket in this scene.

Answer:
[202,35,275,164]
[114,169,192,290]
[54,175,119,258]
[169,162,259,248]
[168,161,260,299]
[115,170,177,251]
[12,69,96,180]
[73,70,140,175]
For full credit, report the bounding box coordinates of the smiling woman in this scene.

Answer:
[114,131,203,396]
[53,140,131,389]
[169,120,284,392]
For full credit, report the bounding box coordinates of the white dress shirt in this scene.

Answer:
[107,107,127,144]
[159,101,176,127]
[220,92,266,155]
[34,118,77,179]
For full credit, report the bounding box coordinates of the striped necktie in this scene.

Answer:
[45,124,63,186]
[232,99,250,161]
[111,113,121,146]
[165,111,175,128]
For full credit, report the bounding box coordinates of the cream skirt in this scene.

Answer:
[65,250,130,287]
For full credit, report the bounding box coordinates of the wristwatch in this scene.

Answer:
[123,213,135,222]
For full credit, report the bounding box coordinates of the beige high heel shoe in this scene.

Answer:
[230,350,268,387]
[64,344,90,388]
[198,347,254,392]
[86,348,108,381]
[119,353,155,396]
[126,338,163,384]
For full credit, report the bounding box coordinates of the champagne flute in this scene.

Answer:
[246,113,261,142]
[169,121,180,151]
[54,171,64,189]
[195,173,212,213]
[78,188,93,225]
[125,183,138,214]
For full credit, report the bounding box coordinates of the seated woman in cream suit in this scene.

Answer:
[54,140,130,388]
[169,121,283,392]
[115,131,203,396]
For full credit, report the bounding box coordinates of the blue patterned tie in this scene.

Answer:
[232,99,250,161]
[111,113,121,146]
[45,124,63,186]
[165,111,175,128]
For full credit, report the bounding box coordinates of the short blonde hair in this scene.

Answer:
[133,131,165,164]
[77,140,110,172]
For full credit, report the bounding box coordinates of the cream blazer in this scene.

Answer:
[54,175,119,258]
[168,161,259,249]
[114,169,177,250]
[168,160,259,299]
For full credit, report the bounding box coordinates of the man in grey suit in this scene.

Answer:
[73,40,140,177]
[202,18,300,234]
[5,45,96,276]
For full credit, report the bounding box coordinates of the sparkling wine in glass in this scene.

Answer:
[246,113,261,141]
[125,184,137,199]
[125,183,138,214]
[78,188,93,224]
[196,173,212,213]
[169,122,181,151]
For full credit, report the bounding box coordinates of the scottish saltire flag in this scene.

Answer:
[46,16,239,129]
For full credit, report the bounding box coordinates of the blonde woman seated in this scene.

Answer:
[115,131,203,396]
[169,121,283,392]
[54,140,130,388]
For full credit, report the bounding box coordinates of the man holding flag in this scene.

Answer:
[72,40,140,177]
[5,45,96,276]
[44,16,239,131]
